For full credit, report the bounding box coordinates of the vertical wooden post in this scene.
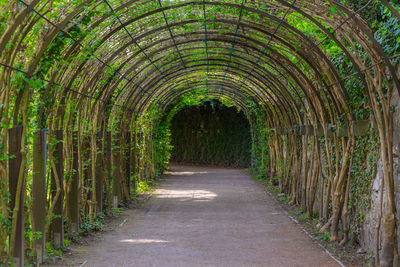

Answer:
[83,135,92,211]
[8,126,24,267]
[125,132,131,197]
[50,130,64,248]
[96,131,104,212]
[32,130,47,263]
[69,131,79,234]
[105,132,112,209]
[131,132,137,191]
[112,133,120,208]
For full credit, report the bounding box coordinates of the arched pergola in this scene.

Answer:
[1,1,400,266]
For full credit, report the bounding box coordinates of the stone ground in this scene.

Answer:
[48,165,343,267]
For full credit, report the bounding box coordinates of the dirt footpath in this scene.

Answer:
[50,165,342,267]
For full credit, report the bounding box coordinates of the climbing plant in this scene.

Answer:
[170,100,251,167]
[0,0,400,266]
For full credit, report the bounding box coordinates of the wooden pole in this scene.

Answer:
[69,131,79,234]
[105,132,112,209]
[8,126,24,267]
[131,132,137,191]
[112,133,120,208]
[32,129,47,263]
[96,131,104,212]
[83,135,91,209]
[50,130,64,248]
[125,132,131,197]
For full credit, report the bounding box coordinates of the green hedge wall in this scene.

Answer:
[170,101,251,167]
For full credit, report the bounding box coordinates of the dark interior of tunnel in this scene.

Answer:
[170,101,251,167]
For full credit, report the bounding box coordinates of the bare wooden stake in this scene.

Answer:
[96,131,104,212]
[105,132,112,209]
[69,131,79,234]
[125,132,131,198]
[131,132,137,191]
[112,133,121,208]
[32,129,47,263]
[83,135,92,210]
[50,130,64,248]
[8,126,24,267]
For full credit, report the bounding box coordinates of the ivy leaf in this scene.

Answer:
[371,19,377,29]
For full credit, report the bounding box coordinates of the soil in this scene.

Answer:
[47,165,346,267]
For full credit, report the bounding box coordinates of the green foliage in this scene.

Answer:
[78,212,106,235]
[348,132,379,240]
[136,180,152,193]
[170,101,251,167]
[298,213,308,222]
[32,12,96,129]
[247,101,270,178]
[44,241,62,263]
[107,208,123,218]
[0,1,10,36]
[323,232,331,241]
[153,121,172,176]
[344,0,382,26]
[0,1,398,264]
[63,239,71,247]
[373,2,400,56]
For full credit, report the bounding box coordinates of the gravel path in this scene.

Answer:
[50,165,341,267]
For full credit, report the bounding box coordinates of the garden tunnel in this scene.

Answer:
[0,0,400,266]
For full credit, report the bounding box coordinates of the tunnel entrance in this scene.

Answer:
[170,101,251,167]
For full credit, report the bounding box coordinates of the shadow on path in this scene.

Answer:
[49,164,341,267]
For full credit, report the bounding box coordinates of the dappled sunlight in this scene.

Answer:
[164,171,208,176]
[119,239,169,244]
[154,189,218,201]
[2,0,398,263]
